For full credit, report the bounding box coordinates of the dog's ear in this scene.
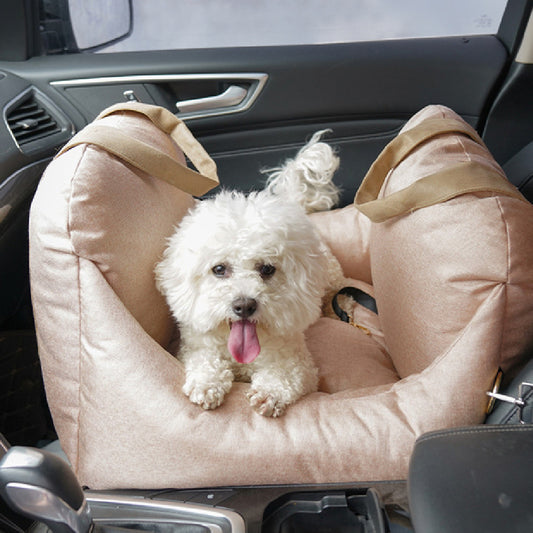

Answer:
[272,219,332,333]
[154,231,198,322]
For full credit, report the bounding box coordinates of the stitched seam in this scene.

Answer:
[417,424,533,444]
[455,131,473,164]
[74,255,82,475]
[496,195,511,365]
[478,198,514,425]
[66,144,87,474]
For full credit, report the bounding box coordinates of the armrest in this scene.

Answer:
[408,425,533,533]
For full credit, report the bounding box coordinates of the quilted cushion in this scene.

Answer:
[30,103,533,489]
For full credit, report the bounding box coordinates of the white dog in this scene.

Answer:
[156,132,345,417]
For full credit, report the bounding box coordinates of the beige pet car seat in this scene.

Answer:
[29,102,533,489]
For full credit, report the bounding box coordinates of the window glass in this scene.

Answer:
[69,0,131,49]
[42,0,509,54]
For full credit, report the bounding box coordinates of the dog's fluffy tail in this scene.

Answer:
[264,130,340,213]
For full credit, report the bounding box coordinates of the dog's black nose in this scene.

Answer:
[232,297,257,319]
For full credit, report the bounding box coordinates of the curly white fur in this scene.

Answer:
[264,130,340,213]
[156,131,345,417]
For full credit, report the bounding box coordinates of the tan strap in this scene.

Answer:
[57,102,219,197]
[354,118,525,222]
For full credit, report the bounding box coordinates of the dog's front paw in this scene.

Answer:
[247,388,289,418]
[183,381,228,410]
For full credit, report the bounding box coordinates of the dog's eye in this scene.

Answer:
[259,264,276,279]
[212,264,228,278]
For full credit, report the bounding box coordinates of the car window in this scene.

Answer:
[41,0,508,54]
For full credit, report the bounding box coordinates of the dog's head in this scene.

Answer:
[155,190,331,362]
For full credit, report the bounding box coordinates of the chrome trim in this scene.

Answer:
[87,492,245,533]
[97,518,223,533]
[50,73,268,121]
[176,84,247,114]
[5,483,92,533]
[0,448,44,469]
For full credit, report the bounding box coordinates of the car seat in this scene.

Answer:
[29,102,533,489]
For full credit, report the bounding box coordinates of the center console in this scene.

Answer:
[84,481,410,533]
[0,446,411,533]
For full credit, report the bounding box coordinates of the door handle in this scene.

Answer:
[176,85,248,115]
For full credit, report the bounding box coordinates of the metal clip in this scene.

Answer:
[486,381,533,424]
[347,314,371,335]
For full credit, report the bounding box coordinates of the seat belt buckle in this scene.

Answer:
[486,381,533,424]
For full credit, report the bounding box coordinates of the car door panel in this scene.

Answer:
[15,35,506,124]
[4,35,509,205]
[196,118,406,206]
[0,30,511,326]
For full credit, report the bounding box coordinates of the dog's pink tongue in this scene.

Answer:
[228,320,260,363]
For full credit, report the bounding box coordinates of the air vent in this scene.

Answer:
[6,93,62,146]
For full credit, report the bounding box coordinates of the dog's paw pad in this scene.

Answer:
[247,389,288,417]
[185,383,227,410]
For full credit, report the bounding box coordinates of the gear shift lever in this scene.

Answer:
[0,446,93,533]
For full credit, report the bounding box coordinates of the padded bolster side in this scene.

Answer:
[67,111,195,346]
[29,147,85,471]
[29,110,195,469]
[369,105,533,378]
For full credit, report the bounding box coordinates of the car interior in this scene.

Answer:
[1,0,533,532]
